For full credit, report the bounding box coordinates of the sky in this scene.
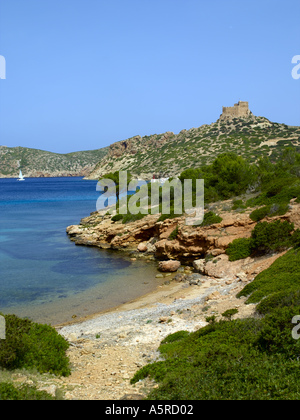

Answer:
[0,0,299,154]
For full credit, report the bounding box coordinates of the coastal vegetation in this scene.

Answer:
[131,246,300,400]
[0,314,70,376]
[225,220,298,261]
[0,314,70,399]
[0,382,61,400]
[128,147,300,400]
[2,116,300,399]
[88,116,300,180]
[103,147,300,229]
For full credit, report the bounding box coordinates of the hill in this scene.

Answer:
[86,113,300,180]
[0,146,109,178]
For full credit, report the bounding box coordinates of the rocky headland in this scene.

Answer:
[66,198,300,267]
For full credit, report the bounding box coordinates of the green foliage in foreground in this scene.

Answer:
[0,314,70,376]
[131,246,300,400]
[131,306,300,399]
[0,382,59,400]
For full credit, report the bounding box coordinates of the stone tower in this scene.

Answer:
[220,101,250,120]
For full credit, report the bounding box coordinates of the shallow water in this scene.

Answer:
[0,177,161,325]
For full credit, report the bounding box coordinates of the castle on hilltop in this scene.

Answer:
[220,101,251,120]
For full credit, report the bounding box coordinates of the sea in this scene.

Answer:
[0,177,162,325]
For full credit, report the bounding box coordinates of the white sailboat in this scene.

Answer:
[18,170,25,181]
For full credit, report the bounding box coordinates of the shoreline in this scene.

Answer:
[53,270,258,400]
[54,275,186,329]
[56,270,254,340]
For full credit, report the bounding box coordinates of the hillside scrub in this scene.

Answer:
[100,149,300,221]
[131,244,300,400]
[237,248,300,311]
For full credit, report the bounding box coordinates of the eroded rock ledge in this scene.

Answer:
[66,200,300,271]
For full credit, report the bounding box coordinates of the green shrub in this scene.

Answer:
[111,214,123,222]
[0,314,70,376]
[250,220,294,255]
[169,225,179,240]
[122,212,146,224]
[221,308,238,320]
[250,203,289,221]
[198,211,222,227]
[237,248,300,305]
[256,289,300,315]
[226,237,252,261]
[226,220,295,262]
[160,330,190,345]
[232,199,246,210]
[0,382,59,400]
[291,229,300,248]
[131,314,300,400]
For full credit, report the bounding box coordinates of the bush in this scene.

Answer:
[291,229,300,248]
[131,315,300,400]
[237,248,300,305]
[0,314,70,376]
[232,199,246,210]
[157,205,182,222]
[121,212,146,224]
[222,308,238,320]
[169,226,179,240]
[226,220,295,261]
[226,237,252,261]
[0,382,59,400]
[250,203,289,221]
[250,220,294,255]
[198,211,222,227]
[160,330,190,344]
[111,214,123,222]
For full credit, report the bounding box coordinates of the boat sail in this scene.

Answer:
[18,170,25,181]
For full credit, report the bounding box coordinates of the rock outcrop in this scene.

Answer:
[66,200,300,263]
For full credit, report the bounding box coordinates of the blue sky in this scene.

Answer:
[0,0,299,153]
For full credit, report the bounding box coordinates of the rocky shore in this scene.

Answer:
[7,249,286,400]
[39,199,298,400]
[8,200,299,399]
[66,198,300,262]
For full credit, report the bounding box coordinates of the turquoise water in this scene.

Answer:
[0,177,161,325]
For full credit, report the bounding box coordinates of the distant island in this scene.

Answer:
[0,146,109,178]
[1,103,299,179]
